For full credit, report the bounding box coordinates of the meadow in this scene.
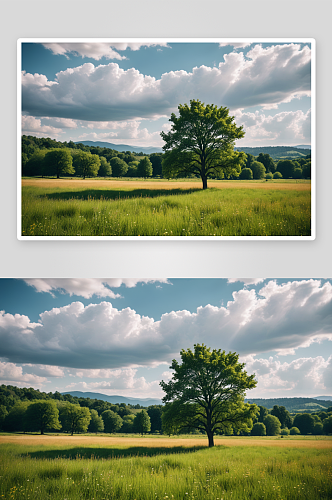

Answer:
[21,178,311,237]
[0,434,331,499]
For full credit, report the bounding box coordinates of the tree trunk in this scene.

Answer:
[207,430,214,447]
[202,176,208,190]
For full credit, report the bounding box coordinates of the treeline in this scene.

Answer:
[22,135,163,179]
[235,145,311,160]
[0,384,162,435]
[245,397,331,413]
[22,135,311,181]
[250,404,332,437]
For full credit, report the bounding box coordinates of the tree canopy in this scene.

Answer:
[160,344,258,447]
[161,100,246,189]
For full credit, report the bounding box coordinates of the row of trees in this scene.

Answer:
[0,399,156,436]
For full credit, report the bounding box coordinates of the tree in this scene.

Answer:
[239,168,253,180]
[23,149,47,177]
[270,405,292,429]
[44,148,74,178]
[110,157,128,177]
[256,153,276,173]
[137,157,153,178]
[251,161,266,180]
[312,422,324,435]
[149,153,163,177]
[3,402,30,432]
[160,344,258,447]
[290,426,301,435]
[88,409,104,433]
[102,410,123,433]
[24,400,61,434]
[59,402,91,435]
[276,160,295,179]
[161,100,246,189]
[263,414,281,436]
[253,406,269,424]
[98,157,112,177]
[293,413,315,435]
[273,171,283,179]
[147,406,163,433]
[323,415,332,434]
[251,422,266,436]
[0,405,8,430]
[302,161,311,179]
[72,151,100,179]
[133,410,151,435]
[121,414,135,433]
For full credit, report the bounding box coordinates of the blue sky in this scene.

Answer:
[0,278,330,400]
[21,40,312,148]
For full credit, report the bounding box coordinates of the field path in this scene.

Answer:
[22,178,311,191]
[1,434,330,449]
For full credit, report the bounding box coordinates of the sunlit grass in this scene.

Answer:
[0,435,331,499]
[21,180,311,237]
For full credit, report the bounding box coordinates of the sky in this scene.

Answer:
[0,278,331,401]
[21,40,312,149]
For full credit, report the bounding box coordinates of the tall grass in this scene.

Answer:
[21,184,311,237]
[0,438,331,499]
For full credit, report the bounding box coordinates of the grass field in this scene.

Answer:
[0,434,331,499]
[21,178,311,237]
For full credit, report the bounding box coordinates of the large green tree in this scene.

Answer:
[24,400,61,434]
[270,405,292,429]
[102,410,123,433]
[133,410,151,435]
[160,344,258,447]
[72,151,101,179]
[59,402,91,435]
[137,157,153,178]
[44,148,74,178]
[161,100,246,189]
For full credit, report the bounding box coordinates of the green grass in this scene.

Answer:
[21,183,311,237]
[0,438,331,499]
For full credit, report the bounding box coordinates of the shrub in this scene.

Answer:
[251,422,266,436]
[289,426,300,435]
[239,168,253,180]
[293,167,303,179]
[280,428,290,436]
[251,161,266,180]
[273,171,283,179]
[312,422,324,435]
[264,415,281,436]
[265,172,273,179]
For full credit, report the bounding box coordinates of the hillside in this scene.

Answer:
[61,391,162,407]
[235,145,311,159]
[244,397,331,413]
[74,141,163,155]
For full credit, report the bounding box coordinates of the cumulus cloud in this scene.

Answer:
[43,42,169,61]
[227,278,265,285]
[22,115,64,137]
[22,44,311,123]
[234,108,311,145]
[219,42,252,49]
[243,354,331,397]
[0,360,47,387]
[22,278,169,299]
[1,280,332,370]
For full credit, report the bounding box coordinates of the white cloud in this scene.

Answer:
[22,278,169,299]
[0,360,47,386]
[234,108,311,146]
[219,42,252,49]
[243,354,331,397]
[22,115,64,137]
[42,42,169,61]
[1,280,332,370]
[22,44,311,123]
[227,278,265,285]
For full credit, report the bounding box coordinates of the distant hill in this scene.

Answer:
[295,145,311,149]
[61,391,162,407]
[75,141,163,155]
[244,397,331,413]
[235,145,311,159]
[313,396,332,401]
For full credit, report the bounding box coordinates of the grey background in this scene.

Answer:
[1,0,330,278]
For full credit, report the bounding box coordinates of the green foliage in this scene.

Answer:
[254,406,269,423]
[120,414,135,433]
[161,99,246,189]
[239,167,253,180]
[25,400,61,434]
[137,157,153,178]
[277,159,295,179]
[256,153,276,173]
[147,406,163,433]
[23,149,48,177]
[312,422,324,435]
[101,410,123,433]
[72,150,101,178]
[160,344,258,447]
[44,148,74,178]
[149,153,163,177]
[293,413,315,435]
[98,157,112,177]
[265,172,273,179]
[251,422,266,436]
[263,415,281,436]
[323,415,332,434]
[133,410,151,435]
[280,428,290,436]
[273,171,283,179]
[3,402,30,432]
[0,405,8,430]
[290,426,301,435]
[59,402,90,435]
[293,167,303,179]
[126,161,139,177]
[251,161,266,180]
[110,157,128,177]
[270,405,293,429]
[88,409,104,433]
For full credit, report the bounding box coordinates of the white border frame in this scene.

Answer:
[17,38,316,241]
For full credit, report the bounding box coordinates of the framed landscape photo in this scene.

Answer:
[18,38,315,240]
